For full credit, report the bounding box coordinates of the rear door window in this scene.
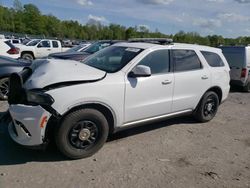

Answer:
[201,51,224,67]
[52,41,59,48]
[172,50,202,72]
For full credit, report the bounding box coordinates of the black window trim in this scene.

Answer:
[52,41,59,48]
[170,49,204,73]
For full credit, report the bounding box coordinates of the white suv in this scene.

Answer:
[7,39,230,159]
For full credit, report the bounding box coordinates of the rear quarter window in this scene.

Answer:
[201,51,225,67]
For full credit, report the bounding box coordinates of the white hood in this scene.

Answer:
[24,59,106,89]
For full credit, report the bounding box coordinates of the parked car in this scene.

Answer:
[0,40,20,59]
[8,39,22,45]
[7,39,230,159]
[48,40,123,61]
[0,56,31,100]
[220,46,250,92]
[18,39,70,60]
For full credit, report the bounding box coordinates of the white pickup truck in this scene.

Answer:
[18,39,69,60]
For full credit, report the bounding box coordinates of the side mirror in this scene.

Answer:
[128,65,151,78]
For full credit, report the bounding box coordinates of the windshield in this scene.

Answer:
[84,46,143,73]
[84,42,111,54]
[27,39,41,46]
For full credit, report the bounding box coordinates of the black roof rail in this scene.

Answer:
[129,38,173,45]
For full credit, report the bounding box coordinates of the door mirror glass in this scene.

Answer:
[129,65,151,78]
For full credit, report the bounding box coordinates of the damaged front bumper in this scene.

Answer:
[8,104,51,146]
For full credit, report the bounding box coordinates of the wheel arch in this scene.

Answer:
[45,102,117,141]
[195,86,223,111]
[21,51,35,59]
[206,86,223,104]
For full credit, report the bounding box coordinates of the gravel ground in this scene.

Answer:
[0,91,250,188]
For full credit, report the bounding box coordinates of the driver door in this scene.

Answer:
[124,49,174,123]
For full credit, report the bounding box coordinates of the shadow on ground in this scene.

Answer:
[230,85,246,93]
[0,111,197,166]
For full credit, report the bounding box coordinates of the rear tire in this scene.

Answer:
[21,53,34,60]
[0,77,9,100]
[55,108,109,159]
[194,91,219,123]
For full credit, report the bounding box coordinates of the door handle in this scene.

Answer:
[201,75,208,80]
[47,49,51,51]
[162,80,172,85]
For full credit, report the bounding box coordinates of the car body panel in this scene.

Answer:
[47,72,124,127]
[9,104,51,146]
[0,56,31,78]
[24,59,106,89]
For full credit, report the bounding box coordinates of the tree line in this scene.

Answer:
[0,0,250,47]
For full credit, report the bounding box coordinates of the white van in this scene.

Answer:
[220,46,250,92]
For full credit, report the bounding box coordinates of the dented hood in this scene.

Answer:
[24,59,106,89]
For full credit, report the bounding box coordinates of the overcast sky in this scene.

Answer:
[2,0,250,38]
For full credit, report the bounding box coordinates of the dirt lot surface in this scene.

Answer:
[0,91,250,188]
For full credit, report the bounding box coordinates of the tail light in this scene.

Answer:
[241,68,247,78]
[7,47,20,55]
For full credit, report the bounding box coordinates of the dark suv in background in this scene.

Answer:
[48,40,124,61]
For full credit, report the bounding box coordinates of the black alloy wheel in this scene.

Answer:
[69,120,98,149]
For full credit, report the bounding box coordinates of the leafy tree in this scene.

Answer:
[0,1,249,46]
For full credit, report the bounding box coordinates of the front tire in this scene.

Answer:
[194,91,219,123]
[0,77,9,100]
[55,109,109,159]
[21,53,34,60]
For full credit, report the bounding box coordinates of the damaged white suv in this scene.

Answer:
[7,39,230,159]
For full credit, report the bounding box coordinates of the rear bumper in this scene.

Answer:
[8,104,51,146]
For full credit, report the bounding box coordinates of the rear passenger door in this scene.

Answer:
[51,41,61,54]
[171,49,211,112]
